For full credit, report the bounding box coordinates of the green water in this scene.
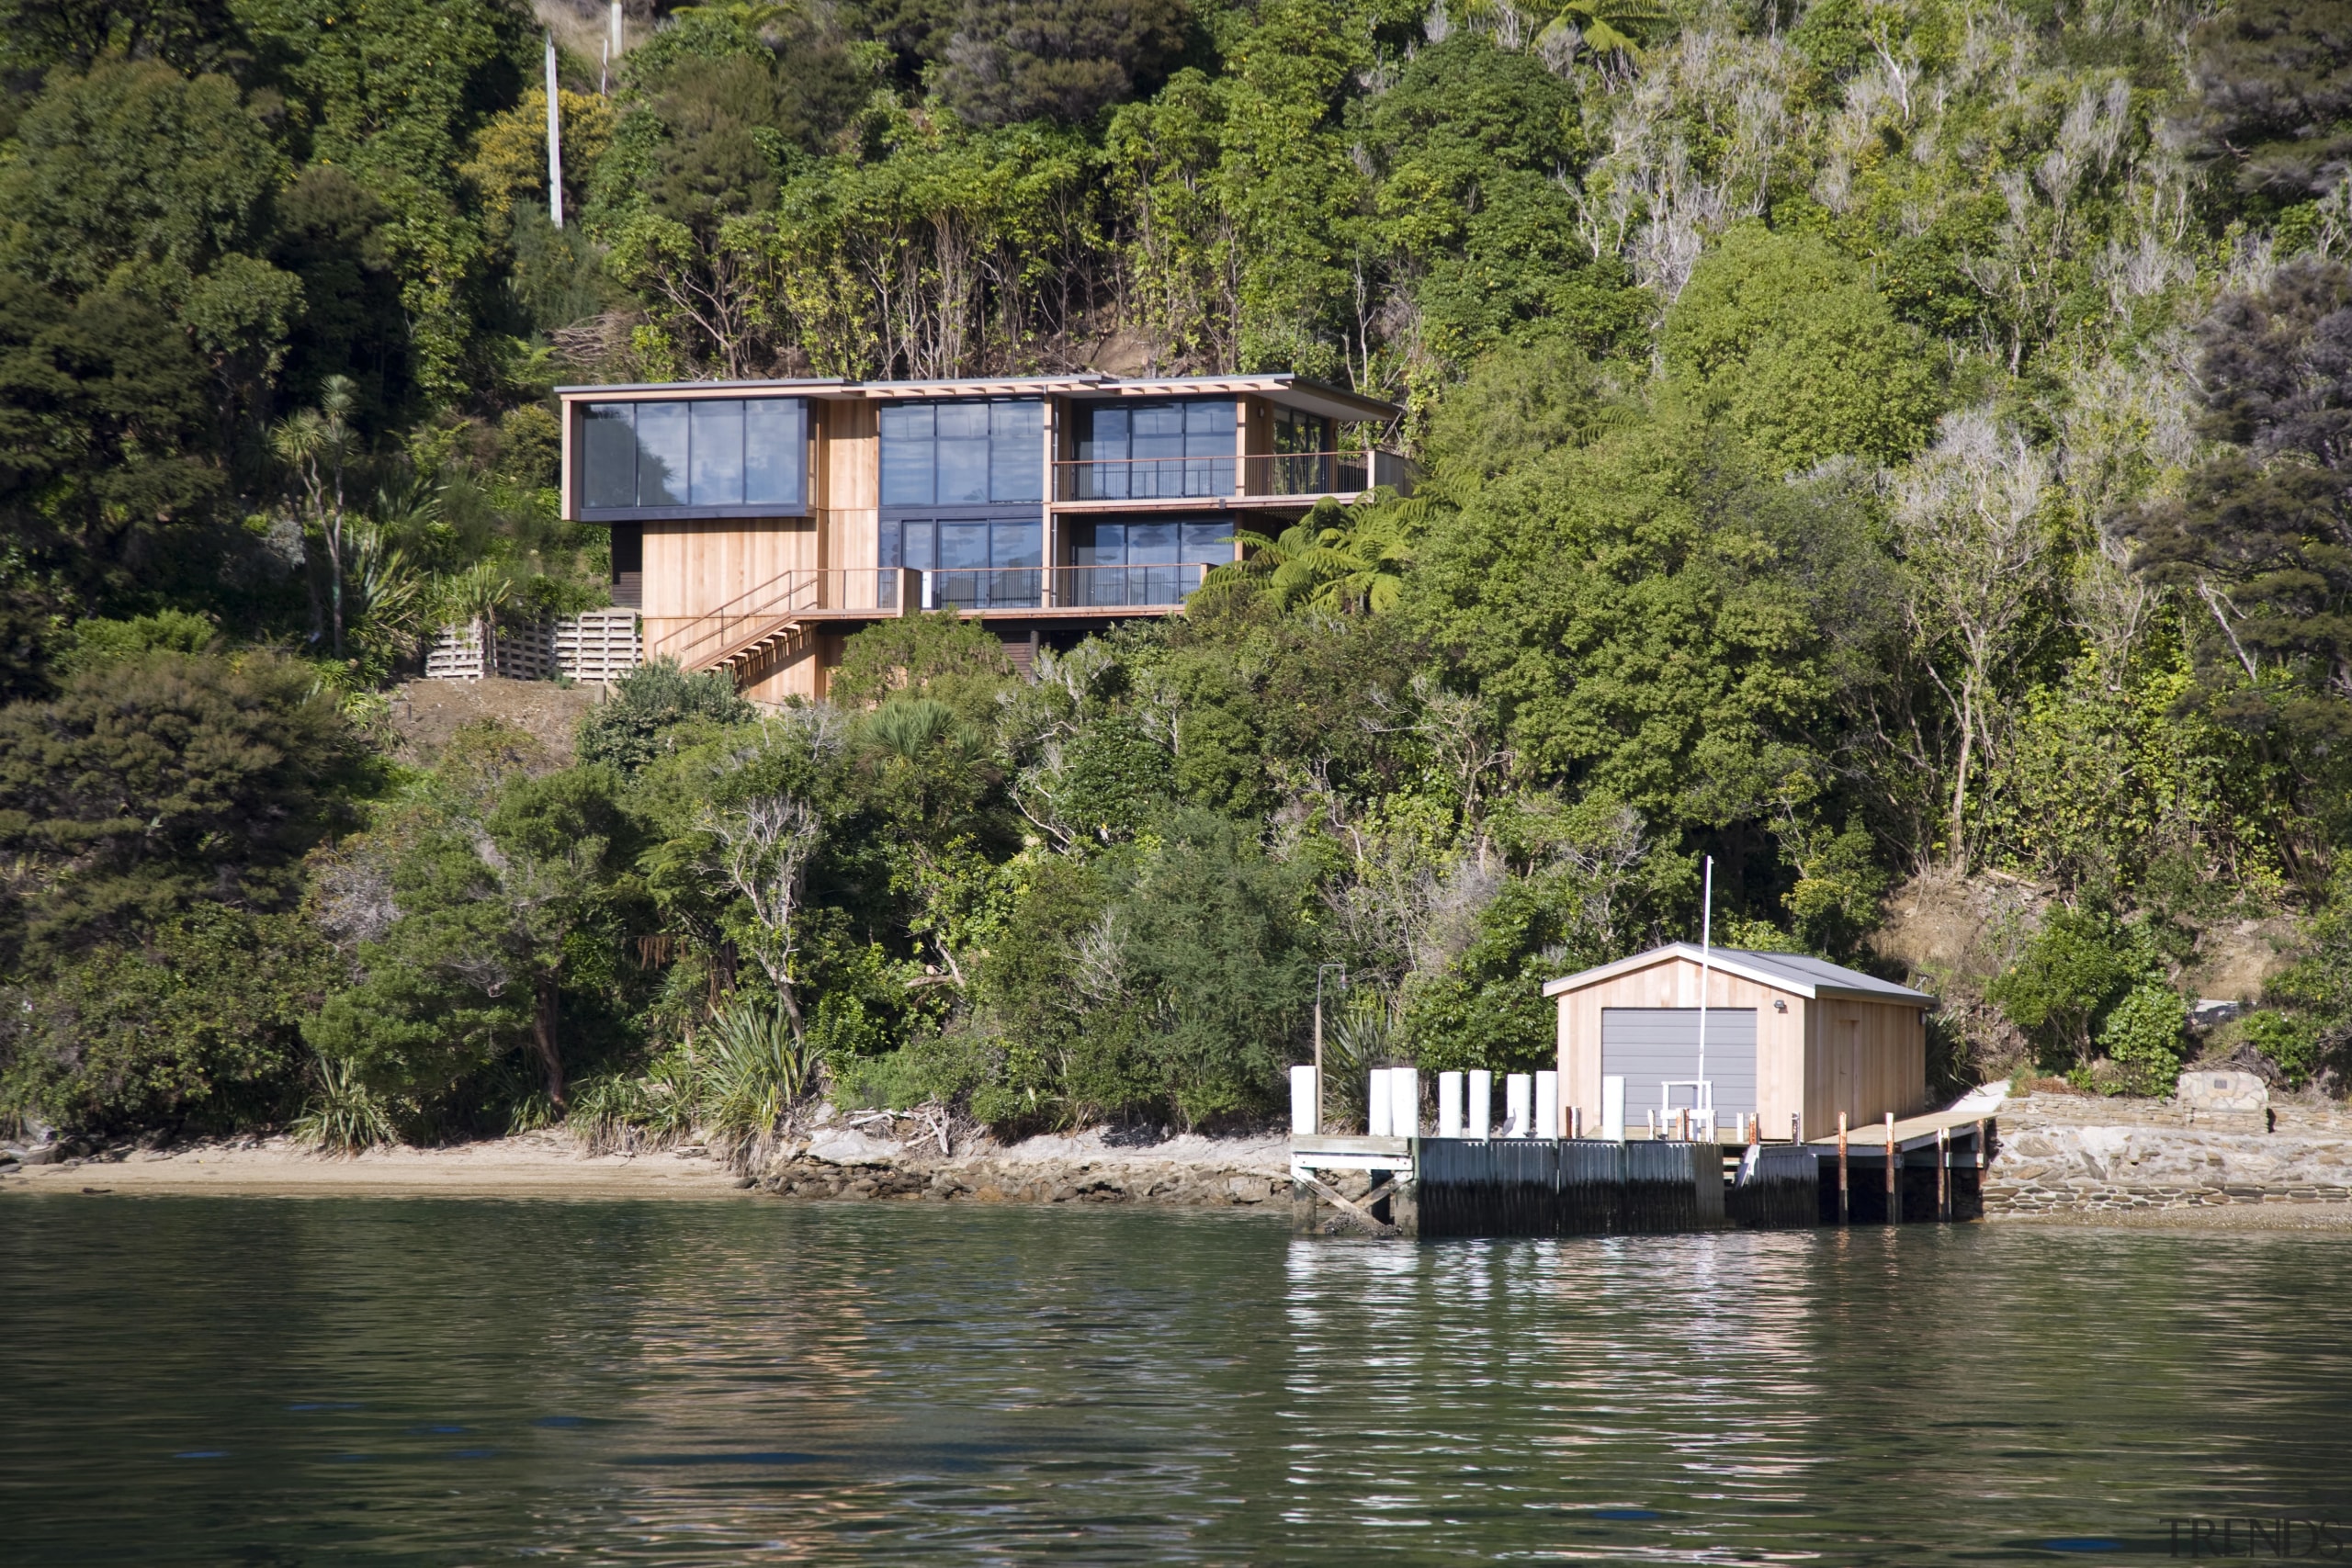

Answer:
[6,1197,2350,1563]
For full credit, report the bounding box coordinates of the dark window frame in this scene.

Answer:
[573,396,811,520]
[878,396,1045,510]
[1068,398,1237,501]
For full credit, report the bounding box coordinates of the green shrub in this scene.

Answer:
[834,1030,1002,1114]
[292,1056,401,1155]
[2244,1011,2323,1088]
[0,650,363,962]
[2097,983,2188,1096]
[567,1071,655,1153]
[59,611,218,671]
[0,908,330,1134]
[701,1000,821,1144]
[1316,993,1395,1134]
[1986,907,2161,1068]
[575,659,754,774]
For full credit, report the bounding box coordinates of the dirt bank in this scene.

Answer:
[389,676,603,766]
[0,1123,1296,1207]
[753,1122,1295,1208]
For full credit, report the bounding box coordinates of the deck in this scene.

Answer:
[1807,1108,1996,1167]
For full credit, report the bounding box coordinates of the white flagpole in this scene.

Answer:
[545,33,565,230]
[1696,854,1713,1122]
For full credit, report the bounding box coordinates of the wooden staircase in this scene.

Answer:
[662,569,825,689]
[707,615,812,685]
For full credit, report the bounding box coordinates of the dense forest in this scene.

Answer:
[3,0,2349,1148]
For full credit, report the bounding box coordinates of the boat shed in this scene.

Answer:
[1542,945,1936,1141]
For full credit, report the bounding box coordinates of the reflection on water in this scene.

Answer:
[6,1198,2352,1563]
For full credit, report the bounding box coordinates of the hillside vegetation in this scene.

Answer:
[3,0,2350,1145]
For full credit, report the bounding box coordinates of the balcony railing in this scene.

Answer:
[886,563,1227,611]
[1053,450,1403,502]
[1247,450,1370,496]
[1057,455,1236,502]
[655,568,900,668]
[645,563,1234,670]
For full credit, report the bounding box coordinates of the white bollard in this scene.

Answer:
[1290,1064,1318,1135]
[1505,1073,1532,1138]
[1438,1071,1464,1138]
[1467,1069,1493,1139]
[1366,1068,1393,1137]
[1602,1076,1626,1141]
[1534,1070,1559,1140]
[1389,1067,1419,1136]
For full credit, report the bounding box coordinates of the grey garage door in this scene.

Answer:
[1600,1008,1758,1126]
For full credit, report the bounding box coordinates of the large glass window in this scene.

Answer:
[1069,400,1235,500]
[574,398,807,513]
[1068,518,1230,606]
[879,398,1043,508]
[882,516,1045,608]
[1265,405,1336,494]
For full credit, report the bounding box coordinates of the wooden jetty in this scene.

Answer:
[1805,1106,1994,1224]
[1287,1067,1995,1237]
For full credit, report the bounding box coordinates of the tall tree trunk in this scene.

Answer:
[533,975,566,1107]
[1946,677,1977,874]
[327,513,345,659]
[329,446,347,658]
[776,978,806,1047]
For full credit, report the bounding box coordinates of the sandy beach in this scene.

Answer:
[0,1132,753,1200]
[17,1100,2352,1228]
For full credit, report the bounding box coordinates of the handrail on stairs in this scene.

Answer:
[662,568,825,671]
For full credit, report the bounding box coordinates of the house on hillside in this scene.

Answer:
[1543,945,1936,1140]
[556,374,1409,703]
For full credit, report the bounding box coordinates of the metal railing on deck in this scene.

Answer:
[1053,450,1405,502]
[888,563,1227,611]
[654,568,895,669]
[1247,449,1370,496]
[651,563,1230,665]
[1056,455,1236,502]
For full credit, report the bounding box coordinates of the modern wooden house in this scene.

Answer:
[556,373,1408,703]
[1543,945,1935,1141]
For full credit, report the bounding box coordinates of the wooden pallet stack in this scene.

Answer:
[424,610,641,683]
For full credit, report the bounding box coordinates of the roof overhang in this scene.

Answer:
[556,378,845,399]
[1542,943,1934,1007]
[553,373,1402,423]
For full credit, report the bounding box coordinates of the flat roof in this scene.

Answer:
[553,372,1400,423]
[1541,943,1935,1007]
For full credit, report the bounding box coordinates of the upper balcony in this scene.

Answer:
[1052,450,1415,507]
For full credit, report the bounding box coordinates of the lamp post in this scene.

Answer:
[1314,964,1346,1135]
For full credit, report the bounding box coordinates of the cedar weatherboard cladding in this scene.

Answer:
[1547,947,1931,1137]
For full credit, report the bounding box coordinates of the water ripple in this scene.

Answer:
[6,1199,2352,1562]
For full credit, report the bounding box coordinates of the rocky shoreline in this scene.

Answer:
[17,1090,2352,1224]
[1982,1092,2352,1218]
[752,1123,1295,1209]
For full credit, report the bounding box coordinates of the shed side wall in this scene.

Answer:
[1802,997,1929,1133]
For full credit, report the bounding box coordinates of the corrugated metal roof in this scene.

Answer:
[1542,943,1934,1005]
[553,372,1403,422]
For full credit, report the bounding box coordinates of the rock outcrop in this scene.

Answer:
[754,1124,1295,1209]
[1984,1094,2352,1216]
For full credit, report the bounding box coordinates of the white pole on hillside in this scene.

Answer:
[545,33,564,231]
[1696,854,1713,1123]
